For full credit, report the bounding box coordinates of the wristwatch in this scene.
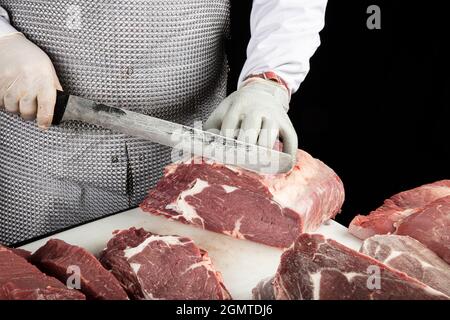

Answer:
[244,71,290,96]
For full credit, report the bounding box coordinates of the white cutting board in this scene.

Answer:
[20,208,362,299]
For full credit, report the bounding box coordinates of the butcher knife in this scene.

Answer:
[52,91,295,174]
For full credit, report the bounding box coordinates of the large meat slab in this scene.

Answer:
[361,235,450,297]
[99,227,231,300]
[395,196,450,264]
[349,180,450,264]
[0,245,85,300]
[141,150,345,248]
[349,180,450,239]
[30,239,128,300]
[8,247,31,260]
[253,234,448,300]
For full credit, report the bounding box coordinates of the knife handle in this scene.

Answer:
[52,90,70,125]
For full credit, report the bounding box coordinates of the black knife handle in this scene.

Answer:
[52,90,70,125]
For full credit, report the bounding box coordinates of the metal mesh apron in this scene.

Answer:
[0,0,230,245]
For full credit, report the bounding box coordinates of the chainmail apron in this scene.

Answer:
[0,0,230,245]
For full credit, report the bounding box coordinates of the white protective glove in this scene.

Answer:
[0,32,62,128]
[204,77,298,158]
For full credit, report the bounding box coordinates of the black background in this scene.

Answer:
[227,0,449,226]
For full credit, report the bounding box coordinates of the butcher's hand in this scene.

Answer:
[204,77,298,158]
[0,32,62,129]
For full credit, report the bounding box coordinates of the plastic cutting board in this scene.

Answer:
[20,208,362,299]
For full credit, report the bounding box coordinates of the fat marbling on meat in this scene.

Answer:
[99,227,231,300]
[361,234,450,297]
[349,180,450,264]
[253,234,448,300]
[141,149,345,248]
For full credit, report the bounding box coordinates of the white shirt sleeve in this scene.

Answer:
[0,6,18,35]
[238,0,327,94]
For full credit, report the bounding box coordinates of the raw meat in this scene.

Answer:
[253,233,448,300]
[349,179,450,264]
[252,277,276,300]
[395,196,450,264]
[3,246,31,260]
[349,180,450,239]
[0,246,85,300]
[141,149,345,248]
[30,239,128,300]
[361,234,450,297]
[0,244,31,260]
[99,227,231,300]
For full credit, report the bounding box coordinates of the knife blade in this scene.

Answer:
[53,91,295,174]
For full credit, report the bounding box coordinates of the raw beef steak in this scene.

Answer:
[30,239,128,300]
[99,227,231,300]
[253,234,448,300]
[361,235,450,296]
[141,149,344,248]
[8,247,31,260]
[349,180,450,239]
[349,179,450,265]
[395,196,450,264]
[252,277,276,300]
[0,246,85,300]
